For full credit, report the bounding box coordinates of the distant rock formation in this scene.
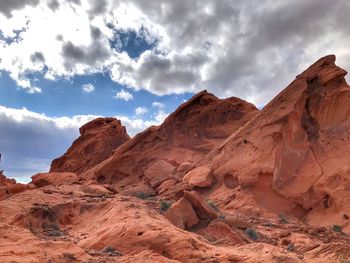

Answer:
[50,117,130,174]
[0,171,27,200]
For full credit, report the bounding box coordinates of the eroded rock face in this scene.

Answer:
[80,91,259,197]
[31,172,78,188]
[0,172,27,200]
[200,55,350,230]
[50,117,130,174]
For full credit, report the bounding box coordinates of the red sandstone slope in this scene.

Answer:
[80,91,259,193]
[3,56,350,262]
[50,117,130,174]
[195,55,350,231]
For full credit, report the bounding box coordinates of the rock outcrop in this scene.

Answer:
[0,171,27,200]
[197,55,350,231]
[50,117,130,174]
[80,91,259,197]
[3,55,350,262]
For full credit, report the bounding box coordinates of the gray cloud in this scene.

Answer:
[0,113,79,182]
[62,40,109,69]
[30,51,45,63]
[47,0,59,11]
[0,0,39,17]
[2,0,350,106]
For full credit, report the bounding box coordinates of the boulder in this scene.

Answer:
[165,197,199,229]
[183,166,213,188]
[31,172,78,188]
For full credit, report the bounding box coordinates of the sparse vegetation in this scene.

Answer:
[333,224,343,233]
[278,213,288,224]
[102,246,122,256]
[63,253,77,261]
[287,243,295,252]
[160,200,172,212]
[137,192,149,200]
[245,228,258,241]
[206,199,219,212]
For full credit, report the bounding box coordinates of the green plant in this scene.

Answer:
[245,228,258,241]
[137,192,149,200]
[333,224,343,233]
[206,199,219,212]
[160,200,172,212]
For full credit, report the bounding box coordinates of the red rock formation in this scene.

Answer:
[3,56,350,262]
[197,55,350,231]
[81,91,259,196]
[50,117,130,174]
[31,172,78,188]
[0,171,27,200]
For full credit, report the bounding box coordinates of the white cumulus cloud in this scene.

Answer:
[114,89,134,101]
[135,106,148,116]
[82,83,95,93]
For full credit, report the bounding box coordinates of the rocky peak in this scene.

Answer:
[50,117,130,174]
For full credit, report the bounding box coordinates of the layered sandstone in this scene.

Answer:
[50,117,130,174]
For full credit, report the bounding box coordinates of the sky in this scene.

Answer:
[1,0,350,182]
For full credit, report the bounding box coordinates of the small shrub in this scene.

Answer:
[206,199,219,212]
[137,192,149,200]
[287,243,295,252]
[245,228,258,241]
[103,246,116,253]
[333,224,343,233]
[63,253,76,261]
[160,200,172,212]
[102,246,122,257]
[278,213,288,224]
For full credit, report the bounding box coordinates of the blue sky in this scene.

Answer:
[1,0,350,182]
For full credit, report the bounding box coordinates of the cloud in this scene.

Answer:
[152,101,165,109]
[135,106,148,116]
[114,89,133,101]
[1,0,350,105]
[0,105,99,181]
[0,0,39,18]
[82,83,95,93]
[0,104,168,181]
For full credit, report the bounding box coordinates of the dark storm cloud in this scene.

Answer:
[0,0,39,17]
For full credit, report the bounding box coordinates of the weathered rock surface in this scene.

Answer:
[165,197,199,229]
[0,171,27,200]
[198,55,350,232]
[80,91,259,197]
[3,55,350,262]
[31,172,78,187]
[50,117,130,174]
[183,166,213,188]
